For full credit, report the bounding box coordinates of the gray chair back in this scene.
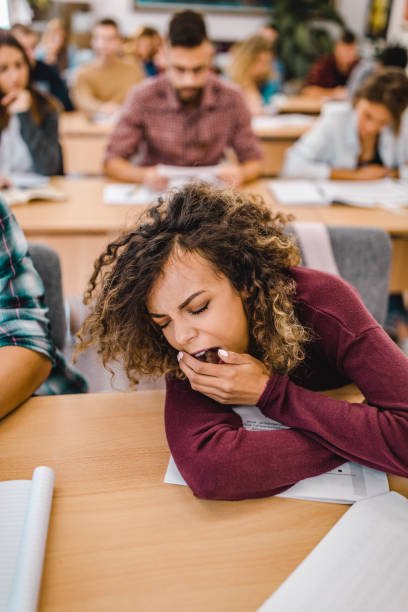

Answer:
[288,224,392,326]
[29,243,66,350]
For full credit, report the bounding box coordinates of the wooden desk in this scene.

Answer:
[253,122,312,176]
[59,112,111,175]
[11,177,408,295]
[1,389,406,611]
[275,95,323,115]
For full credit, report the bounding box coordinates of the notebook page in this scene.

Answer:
[269,180,329,205]
[0,481,31,609]
[258,491,408,612]
[0,466,55,612]
[319,179,408,209]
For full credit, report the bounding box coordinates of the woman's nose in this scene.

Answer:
[174,322,198,349]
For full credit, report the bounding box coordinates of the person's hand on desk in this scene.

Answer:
[0,175,11,189]
[216,163,244,188]
[1,89,31,114]
[143,166,169,191]
[177,349,269,405]
[99,101,121,116]
[330,165,391,181]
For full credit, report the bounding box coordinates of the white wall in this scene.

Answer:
[336,0,370,35]
[388,0,408,45]
[90,0,373,40]
[88,0,267,40]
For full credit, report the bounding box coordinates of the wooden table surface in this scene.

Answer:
[1,388,406,612]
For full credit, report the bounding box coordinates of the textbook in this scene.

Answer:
[258,491,408,611]
[164,405,389,504]
[0,186,66,206]
[0,466,55,612]
[269,178,408,209]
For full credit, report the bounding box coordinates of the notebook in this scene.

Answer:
[0,466,55,612]
[258,491,408,611]
[164,405,389,504]
[0,187,66,206]
[269,178,408,209]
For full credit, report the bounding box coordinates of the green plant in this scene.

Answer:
[273,0,345,80]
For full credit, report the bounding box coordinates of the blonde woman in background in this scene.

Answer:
[228,35,282,115]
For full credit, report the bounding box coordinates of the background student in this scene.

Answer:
[227,35,282,115]
[11,22,74,111]
[0,198,87,419]
[303,29,360,100]
[104,10,262,189]
[77,182,408,500]
[72,18,144,119]
[347,43,408,99]
[0,30,63,184]
[282,68,408,180]
[123,26,162,77]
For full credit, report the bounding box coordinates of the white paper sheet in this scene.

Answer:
[268,180,329,205]
[156,164,219,185]
[164,405,389,504]
[0,466,55,612]
[252,114,315,131]
[103,183,157,205]
[258,491,408,612]
[319,178,408,209]
[104,166,220,205]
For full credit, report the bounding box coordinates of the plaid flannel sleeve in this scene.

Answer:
[0,198,87,394]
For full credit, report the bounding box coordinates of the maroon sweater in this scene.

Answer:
[165,268,408,500]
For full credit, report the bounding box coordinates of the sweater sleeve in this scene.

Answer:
[18,111,62,175]
[165,377,344,500]
[281,115,333,180]
[257,315,408,478]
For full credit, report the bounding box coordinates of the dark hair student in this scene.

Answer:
[78,183,408,500]
[0,30,63,178]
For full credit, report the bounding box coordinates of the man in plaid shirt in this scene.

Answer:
[0,198,87,418]
[104,10,263,190]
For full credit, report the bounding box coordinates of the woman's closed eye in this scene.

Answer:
[156,302,209,330]
[190,301,209,316]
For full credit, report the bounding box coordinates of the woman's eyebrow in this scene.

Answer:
[149,291,206,318]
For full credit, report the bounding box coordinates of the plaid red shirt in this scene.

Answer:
[305,54,357,88]
[105,74,262,167]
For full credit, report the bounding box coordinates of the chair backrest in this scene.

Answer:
[288,223,392,326]
[29,243,66,350]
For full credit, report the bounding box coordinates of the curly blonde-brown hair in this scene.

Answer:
[77,183,311,384]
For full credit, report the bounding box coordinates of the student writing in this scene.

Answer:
[282,68,408,180]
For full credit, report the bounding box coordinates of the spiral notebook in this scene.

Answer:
[0,466,55,612]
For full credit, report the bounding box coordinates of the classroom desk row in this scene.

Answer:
[59,107,314,177]
[12,176,408,296]
[1,385,407,611]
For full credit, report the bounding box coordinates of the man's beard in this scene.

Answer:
[176,87,203,106]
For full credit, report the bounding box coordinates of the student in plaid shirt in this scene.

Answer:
[0,198,87,418]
